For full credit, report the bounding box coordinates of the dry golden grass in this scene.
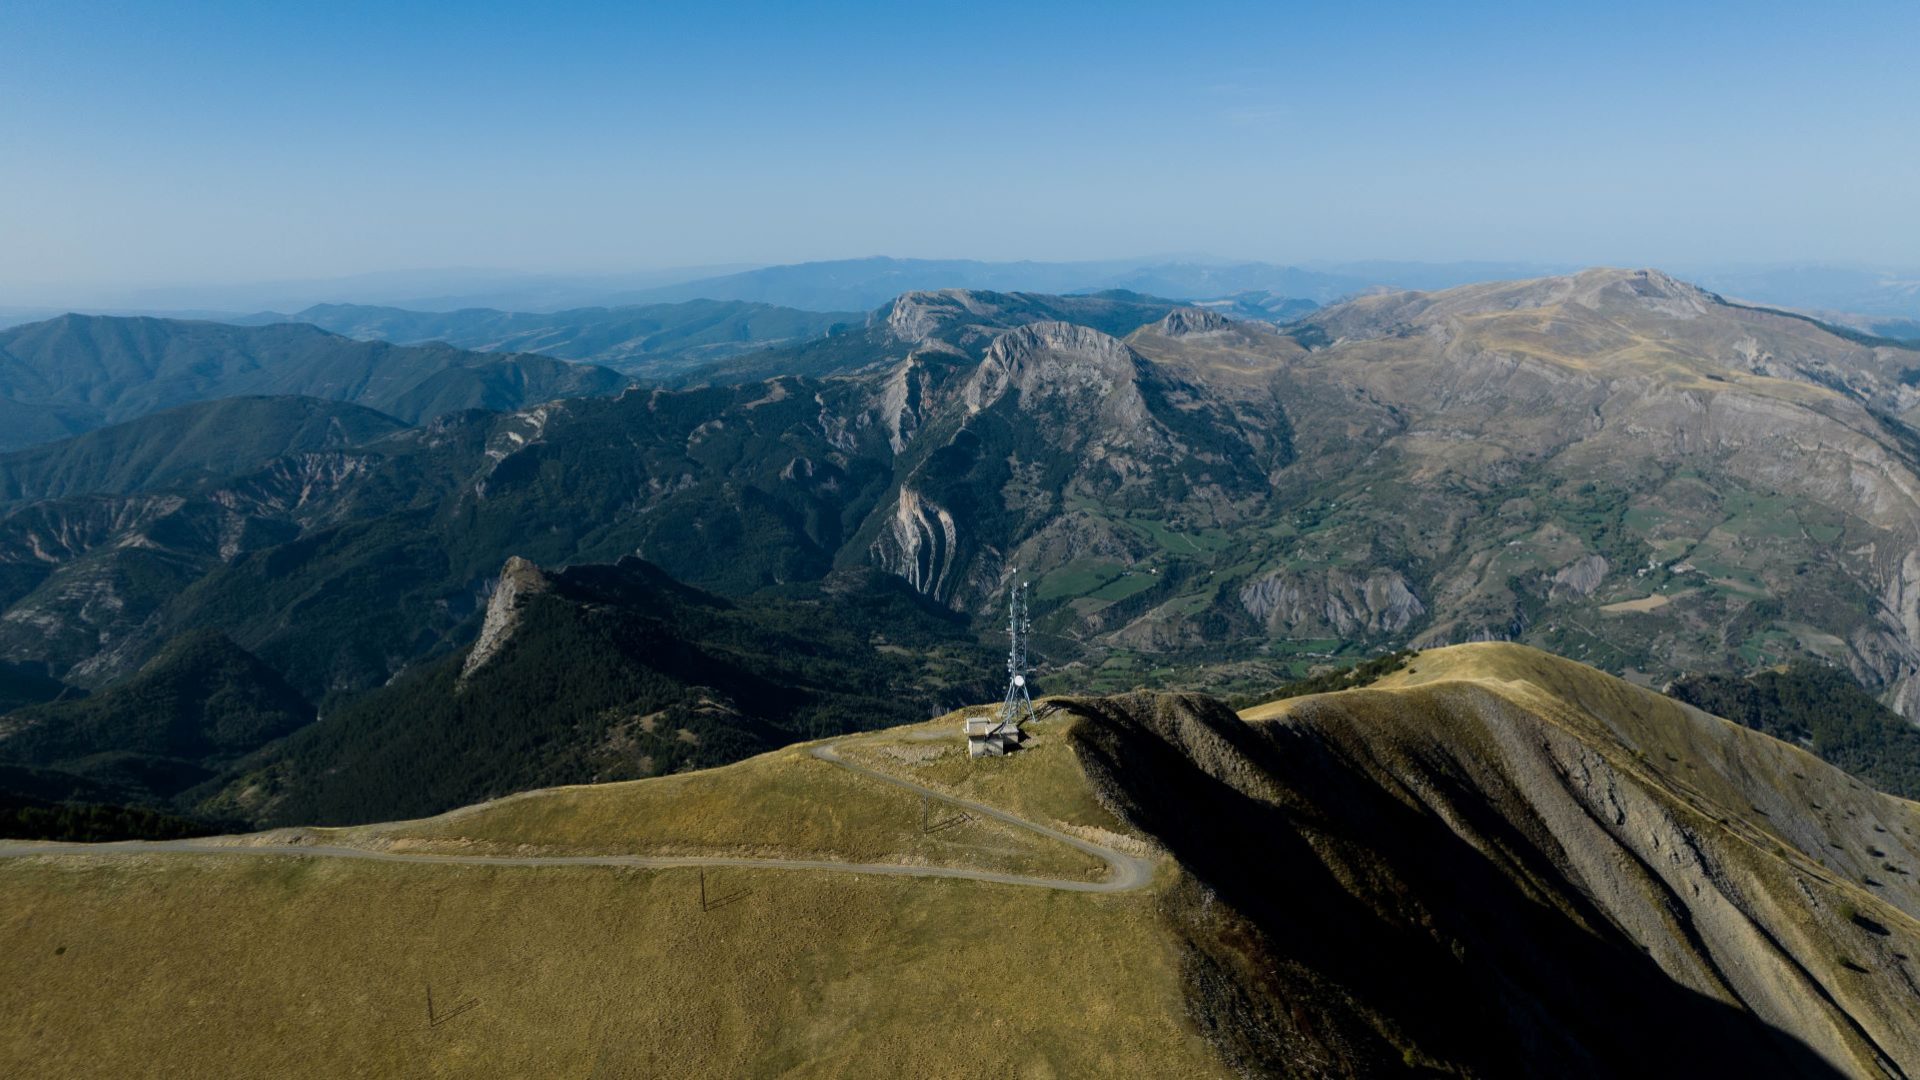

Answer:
[0,717,1218,1078]
[833,709,1131,843]
[1598,593,1672,613]
[1310,642,1920,900]
[337,740,1106,882]
[0,853,1219,1079]
[28,638,1917,1076]
[1238,642,1920,1072]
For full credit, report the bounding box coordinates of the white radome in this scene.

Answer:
[1013,674,1026,687]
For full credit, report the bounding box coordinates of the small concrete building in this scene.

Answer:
[964,715,1021,757]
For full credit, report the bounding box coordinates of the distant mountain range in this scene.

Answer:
[11,258,1551,321]
[19,258,1920,324]
[6,268,1920,837]
[617,256,1378,310]
[219,288,1319,382]
[5,265,758,317]
[0,314,629,451]
[232,299,859,377]
[1687,265,1920,319]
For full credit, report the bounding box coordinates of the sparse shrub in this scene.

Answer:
[1227,649,1420,710]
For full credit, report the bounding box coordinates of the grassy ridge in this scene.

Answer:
[0,714,1217,1078]
[364,740,1105,880]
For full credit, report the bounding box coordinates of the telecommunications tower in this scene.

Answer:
[998,580,1036,734]
[964,578,1036,756]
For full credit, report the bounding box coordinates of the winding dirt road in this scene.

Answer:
[0,741,1155,894]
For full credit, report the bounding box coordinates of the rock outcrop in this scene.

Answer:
[1550,553,1609,598]
[1238,568,1427,637]
[869,488,960,602]
[461,556,551,681]
[1156,307,1233,337]
[963,322,1147,419]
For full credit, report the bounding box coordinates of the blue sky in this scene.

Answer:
[3,0,1917,295]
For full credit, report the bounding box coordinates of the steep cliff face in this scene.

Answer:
[962,322,1160,442]
[1062,644,1920,1077]
[460,556,551,680]
[868,489,962,603]
[859,318,1270,613]
[1157,307,1234,337]
[879,290,1014,349]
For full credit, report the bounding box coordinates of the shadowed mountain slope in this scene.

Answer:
[1064,643,1920,1076]
[0,396,407,507]
[0,629,312,805]
[202,555,998,827]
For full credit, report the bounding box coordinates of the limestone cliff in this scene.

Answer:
[1237,567,1427,637]
[461,556,551,681]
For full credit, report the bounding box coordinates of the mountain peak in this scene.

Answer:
[878,289,1012,343]
[963,321,1142,416]
[461,556,551,681]
[1156,307,1233,337]
[1305,266,1727,343]
[1561,266,1718,312]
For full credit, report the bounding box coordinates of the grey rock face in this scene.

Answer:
[1239,568,1427,637]
[461,556,550,681]
[869,488,960,603]
[1157,307,1233,337]
[1550,554,1609,599]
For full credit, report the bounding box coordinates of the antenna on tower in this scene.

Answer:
[964,577,1036,757]
[999,579,1035,733]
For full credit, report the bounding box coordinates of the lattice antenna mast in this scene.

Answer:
[997,580,1036,733]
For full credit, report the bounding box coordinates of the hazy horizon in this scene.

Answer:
[6,0,1918,302]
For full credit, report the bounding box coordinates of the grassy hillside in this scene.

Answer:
[268,720,1109,880]
[0,715,1214,1079]
[0,858,1208,1079]
[4,643,1917,1076]
[1213,643,1920,1075]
